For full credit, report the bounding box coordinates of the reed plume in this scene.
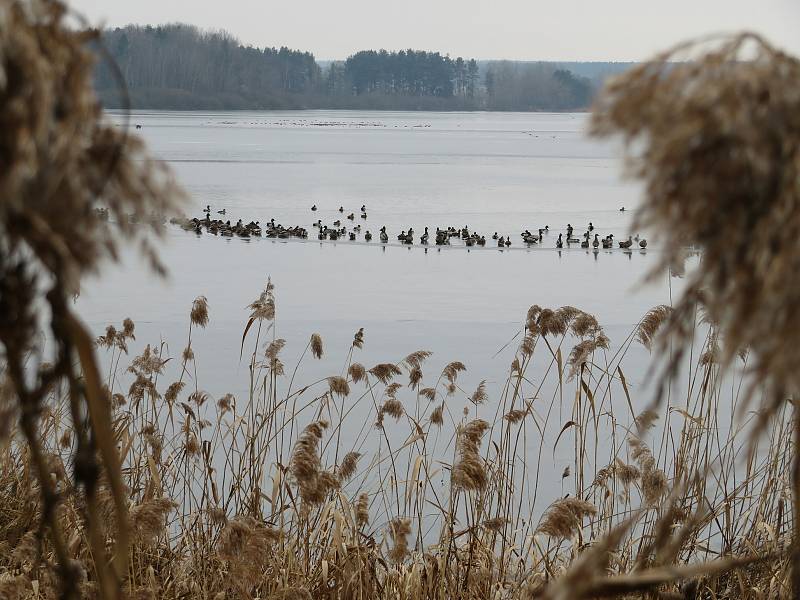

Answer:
[310,333,323,359]
[452,419,489,491]
[536,498,597,539]
[369,363,402,384]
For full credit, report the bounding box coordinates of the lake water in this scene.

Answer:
[82,110,671,397]
[76,110,698,519]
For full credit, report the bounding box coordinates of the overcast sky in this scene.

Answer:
[68,1,800,62]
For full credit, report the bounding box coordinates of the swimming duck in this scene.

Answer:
[380,229,388,243]
[504,237,511,247]
[217,209,226,215]
[361,212,367,219]
[361,204,366,212]
[639,238,647,249]
[339,206,344,212]
[365,231,372,241]
[592,234,599,248]
[497,236,505,247]
[349,232,356,241]
[492,232,499,240]
[347,213,355,220]
[588,222,594,232]
[522,232,539,244]
[311,205,317,211]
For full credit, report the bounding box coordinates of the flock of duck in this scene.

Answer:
[170,205,648,250]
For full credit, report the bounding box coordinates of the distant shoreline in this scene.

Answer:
[96,89,591,114]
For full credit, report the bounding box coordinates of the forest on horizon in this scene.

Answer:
[93,24,633,111]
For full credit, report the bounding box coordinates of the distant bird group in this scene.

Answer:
[171,205,648,251]
[170,205,309,239]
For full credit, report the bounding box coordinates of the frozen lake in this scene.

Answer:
[76,110,695,518]
[81,109,670,401]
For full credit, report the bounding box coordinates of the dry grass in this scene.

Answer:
[0,2,797,597]
[0,288,792,598]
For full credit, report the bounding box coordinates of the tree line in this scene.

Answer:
[93,24,594,111]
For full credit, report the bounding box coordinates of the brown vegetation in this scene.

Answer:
[0,2,797,598]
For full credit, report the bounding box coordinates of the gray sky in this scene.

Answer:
[68,0,800,62]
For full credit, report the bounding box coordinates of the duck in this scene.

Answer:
[465,236,475,247]
[556,233,563,248]
[504,237,511,247]
[497,236,505,247]
[365,231,372,241]
[360,204,366,212]
[478,236,486,246]
[639,238,648,249]
[380,227,388,243]
[333,219,341,226]
[311,205,317,211]
[361,212,367,219]
[420,227,429,244]
[619,236,633,249]
[339,206,344,213]
[217,209,226,215]
[349,232,356,241]
[522,232,539,244]
[619,207,626,212]
[492,232,499,240]
[347,213,355,221]
[588,222,594,232]
[592,234,599,249]
[203,205,211,213]
[580,238,590,248]
[602,235,613,249]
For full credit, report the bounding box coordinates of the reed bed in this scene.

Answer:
[0,285,792,599]
[1,2,798,597]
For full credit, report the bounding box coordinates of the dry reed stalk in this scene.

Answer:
[310,334,323,359]
[591,35,800,587]
[452,419,489,491]
[536,497,597,539]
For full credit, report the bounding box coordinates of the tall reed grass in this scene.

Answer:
[0,284,791,598]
